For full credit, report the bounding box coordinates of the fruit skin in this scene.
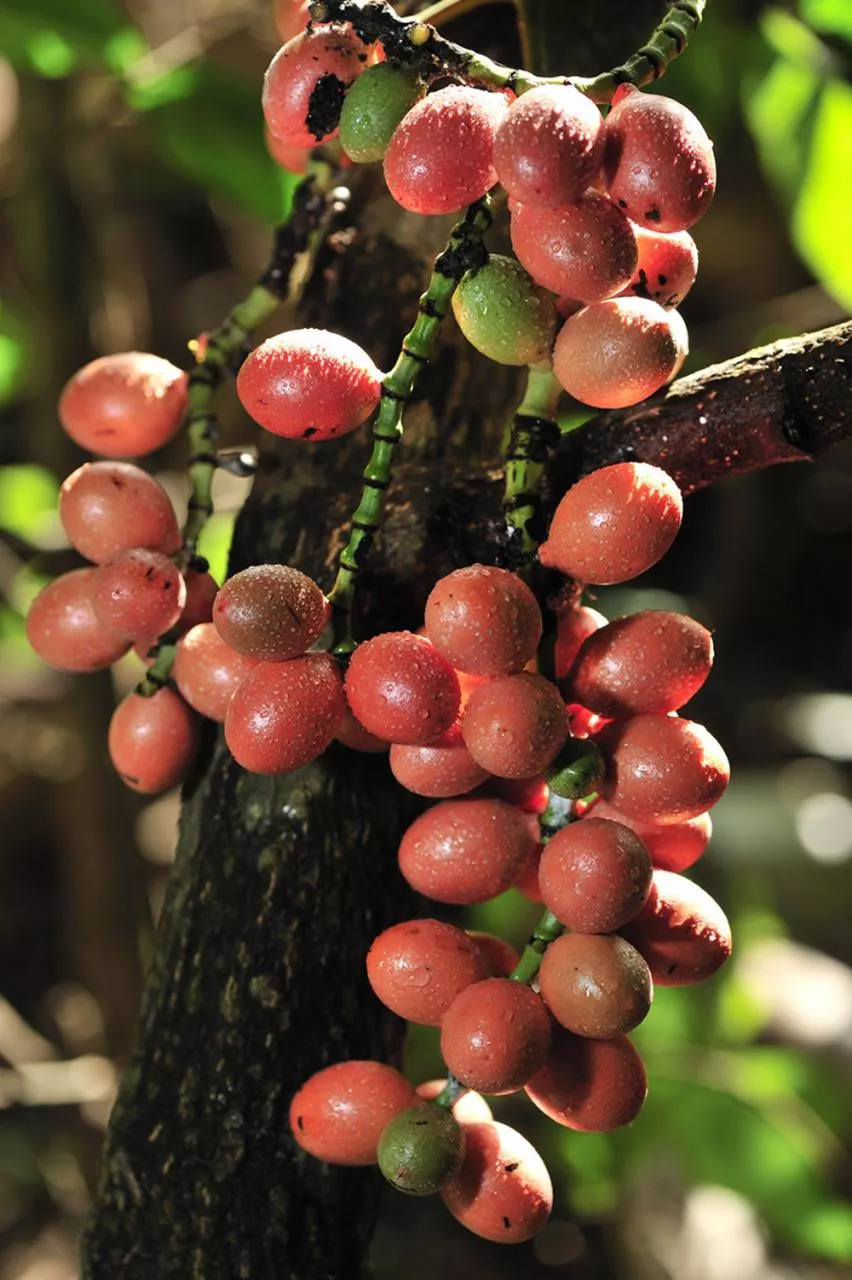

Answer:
[397,797,538,905]
[345,631,461,746]
[389,725,489,798]
[58,352,187,458]
[236,328,381,441]
[603,85,716,232]
[425,563,543,676]
[525,1026,647,1131]
[224,652,345,774]
[468,930,520,978]
[265,126,310,175]
[383,84,507,216]
[622,227,698,309]
[26,568,130,672]
[509,190,637,303]
[90,548,186,643]
[552,296,688,410]
[289,1060,417,1165]
[339,63,423,163]
[108,687,199,794]
[539,461,683,585]
[263,26,368,148]
[567,609,714,717]
[621,868,732,985]
[451,257,557,367]
[538,817,652,933]
[59,461,181,565]
[441,1120,553,1244]
[334,708,389,753]
[173,623,259,723]
[462,671,569,778]
[366,919,489,1026]
[377,1104,465,1195]
[554,605,607,682]
[493,84,604,208]
[212,563,330,661]
[583,799,712,874]
[600,713,730,825]
[416,1080,493,1124]
[538,932,653,1038]
[441,978,551,1094]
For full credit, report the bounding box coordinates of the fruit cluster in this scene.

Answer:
[263,4,715,410]
[25,0,729,1249]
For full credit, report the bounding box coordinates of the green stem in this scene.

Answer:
[502,363,561,561]
[310,0,707,102]
[327,195,493,654]
[509,909,564,985]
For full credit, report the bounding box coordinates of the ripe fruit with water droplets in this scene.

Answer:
[212,563,330,661]
[526,1026,648,1131]
[425,563,542,676]
[59,353,187,458]
[538,817,652,933]
[366,919,489,1026]
[441,1120,553,1243]
[510,190,637,303]
[539,462,683,585]
[173,624,259,722]
[600,713,730,824]
[108,687,199,794]
[90,549,186,643]
[493,83,604,207]
[289,1060,417,1165]
[237,328,382,441]
[389,725,489,797]
[441,978,551,1093]
[59,461,181,564]
[552,297,688,409]
[621,868,732,985]
[27,568,130,672]
[622,226,698,308]
[462,671,569,778]
[263,26,368,148]
[345,631,460,746]
[224,652,345,773]
[538,932,653,1038]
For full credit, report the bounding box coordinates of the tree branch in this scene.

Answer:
[552,319,852,497]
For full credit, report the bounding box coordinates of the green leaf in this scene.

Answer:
[0,0,137,74]
[195,512,235,585]
[0,466,59,543]
[145,65,298,223]
[0,306,30,407]
[793,79,852,306]
[799,0,852,44]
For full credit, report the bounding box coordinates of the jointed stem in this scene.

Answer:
[327,195,494,654]
[502,363,562,562]
[310,0,707,102]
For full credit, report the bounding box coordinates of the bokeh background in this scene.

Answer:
[1,0,852,1276]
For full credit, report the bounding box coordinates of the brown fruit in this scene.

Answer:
[621,868,732,985]
[538,932,652,1038]
[526,1026,647,1131]
[601,713,729,824]
[538,817,652,933]
[462,671,569,778]
[441,978,551,1093]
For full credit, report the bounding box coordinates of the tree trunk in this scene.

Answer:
[80,3,746,1276]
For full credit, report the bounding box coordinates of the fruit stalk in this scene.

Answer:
[502,363,562,560]
[328,195,494,653]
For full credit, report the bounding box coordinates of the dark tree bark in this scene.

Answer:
[79,3,847,1277]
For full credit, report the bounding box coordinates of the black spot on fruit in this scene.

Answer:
[306,72,347,142]
[644,206,661,222]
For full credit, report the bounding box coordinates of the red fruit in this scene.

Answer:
[493,84,604,207]
[621,868,732,985]
[389,724,489,798]
[274,0,311,48]
[383,85,506,215]
[26,569,130,672]
[90,549,186,643]
[441,978,551,1093]
[513,843,544,902]
[441,1121,552,1243]
[224,653,345,774]
[212,563,330,661]
[176,567,219,634]
[345,631,460,746]
[474,773,550,814]
[601,713,729,824]
[603,85,716,232]
[622,226,698,308]
[539,462,683,585]
[289,1060,417,1165]
[467,931,520,978]
[538,817,652,933]
[462,671,569,778]
[366,919,489,1026]
[173,623,259,722]
[583,800,712,873]
[424,564,542,677]
[416,1080,493,1124]
[263,26,367,148]
[554,604,607,681]
[526,1027,647,1131]
[58,352,187,458]
[538,932,653,1038]
[237,328,381,441]
[335,709,389,753]
[108,687,199,794]
[568,610,714,717]
[397,797,537,905]
[59,461,181,564]
[265,126,310,174]
[510,190,637,302]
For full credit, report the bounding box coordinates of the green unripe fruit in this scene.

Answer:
[377,1103,465,1196]
[546,737,606,800]
[340,64,424,164]
[452,255,558,366]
